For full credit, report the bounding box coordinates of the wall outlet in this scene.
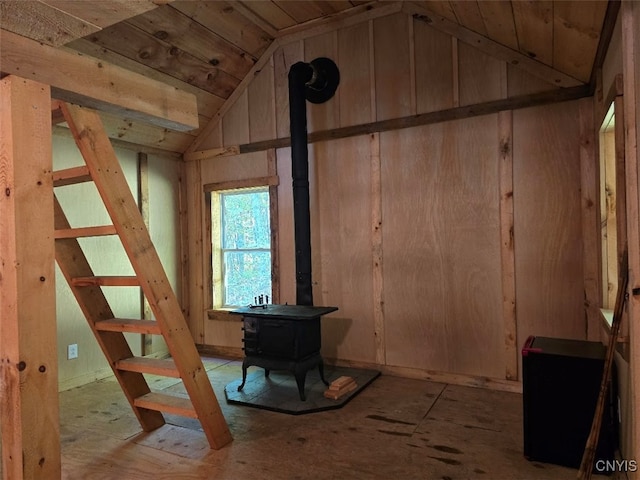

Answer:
[67,344,78,360]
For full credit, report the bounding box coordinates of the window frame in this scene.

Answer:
[204,174,279,312]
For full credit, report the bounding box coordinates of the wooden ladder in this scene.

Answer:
[52,101,232,450]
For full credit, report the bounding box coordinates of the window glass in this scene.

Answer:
[217,189,271,307]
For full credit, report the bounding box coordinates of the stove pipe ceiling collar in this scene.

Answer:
[288,57,340,306]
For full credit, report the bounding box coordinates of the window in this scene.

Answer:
[212,187,272,308]
[599,102,622,311]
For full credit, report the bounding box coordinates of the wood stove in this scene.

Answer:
[230,304,337,401]
[230,58,341,402]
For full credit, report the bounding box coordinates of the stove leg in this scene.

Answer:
[318,359,329,386]
[294,371,307,401]
[237,359,249,391]
[264,369,270,378]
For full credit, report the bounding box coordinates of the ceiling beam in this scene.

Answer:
[0,29,199,131]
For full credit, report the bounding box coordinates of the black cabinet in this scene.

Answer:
[522,336,616,469]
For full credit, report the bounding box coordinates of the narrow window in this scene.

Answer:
[212,187,271,308]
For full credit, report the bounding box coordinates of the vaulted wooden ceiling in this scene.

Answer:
[0,1,612,155]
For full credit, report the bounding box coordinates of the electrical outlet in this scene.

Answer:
[67,344,78,360]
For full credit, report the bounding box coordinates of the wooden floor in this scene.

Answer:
[57,356,600,479]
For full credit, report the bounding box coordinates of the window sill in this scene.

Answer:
[207,309,238,321]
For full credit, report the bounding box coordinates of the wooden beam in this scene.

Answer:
[579,97,601,341]
[622,0,640,466]
[498,110,517,381]
[402,1,584,89]
[0,76,60,479]
[186,84,591,161]
[0,29,199,132]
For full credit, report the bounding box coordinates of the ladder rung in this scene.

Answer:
[71,276,139,287]
[55,225,117,239]
[95,318,161,334]
[53,166,92,187]
[116,357,180,378]
[134,392,197,418]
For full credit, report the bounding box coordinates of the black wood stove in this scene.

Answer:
[230,304,337,401]
[231,57,341,402]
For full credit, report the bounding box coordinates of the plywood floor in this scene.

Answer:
[59,356,600,479]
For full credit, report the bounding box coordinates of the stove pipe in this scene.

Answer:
[288,58,340,306]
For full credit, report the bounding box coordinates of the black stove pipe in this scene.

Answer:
[288,58,339,307]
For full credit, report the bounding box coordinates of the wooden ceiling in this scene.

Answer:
[0,1,612,155]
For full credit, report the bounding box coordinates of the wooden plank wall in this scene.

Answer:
[187,11,596,387]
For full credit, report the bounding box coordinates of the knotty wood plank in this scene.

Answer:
[185,162,209,345]
[126,5,255,80]
[67,38,224,119]
[498,110,517,381]
[171,1,273,58]
[0,29,199,131]
[371,133,385,366]
[0,0,100,46]
[83,22,240,99]
[0,76,60,480]
[60,103,231,448]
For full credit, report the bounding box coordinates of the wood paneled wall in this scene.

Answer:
[187,11,597,388]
